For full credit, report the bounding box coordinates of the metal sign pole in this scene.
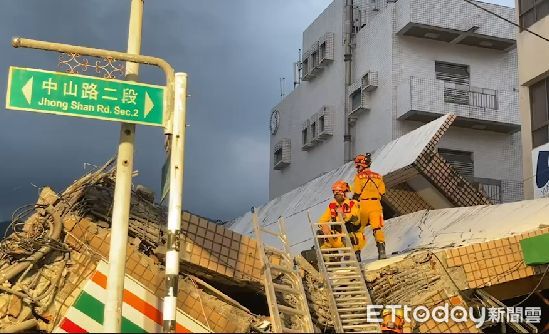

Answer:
[162,73,188,332]
[103,0,143,331]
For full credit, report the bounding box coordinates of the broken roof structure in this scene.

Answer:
[229,114,491,257]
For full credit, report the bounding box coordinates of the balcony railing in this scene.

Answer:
[444,83,498,110]
[397,76,520,133]
[473,177,502,204]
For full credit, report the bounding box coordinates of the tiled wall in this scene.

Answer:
[418,290,480,333]
[63,215,254,333]
[445,227,549,289]
[179,211,263,285]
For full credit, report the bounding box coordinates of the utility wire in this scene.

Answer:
[511,264,549,307]
[462,0,549,43]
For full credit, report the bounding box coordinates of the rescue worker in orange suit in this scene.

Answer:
[381,308,405,333]
[352,153,388,260]
[318,180,366,262]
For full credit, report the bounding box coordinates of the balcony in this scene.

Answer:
[397,77,520,133]
[473,177,502,204]
[395,0,515,51]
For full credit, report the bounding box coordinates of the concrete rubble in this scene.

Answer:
[0,162,274,332]
[0,115,547,332]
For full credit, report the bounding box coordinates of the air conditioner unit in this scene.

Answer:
[309,113,322,144]
[361,71,378,92]
[301,50,315,81]
[319,33,334,66]
[348,86,369,123]
[309,42,323,76]
[274,138,291,169]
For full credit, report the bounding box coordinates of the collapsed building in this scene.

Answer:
[0,115,546,333]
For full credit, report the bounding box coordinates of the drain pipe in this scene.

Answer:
[343,0,353,162]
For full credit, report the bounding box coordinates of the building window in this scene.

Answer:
[439,148,474,181]
[311,121,317,139]
[351,90,362,111]
[274,147,283,165]
[435,61,470,85]
[319,115,325,133]
[302,128,308,145]
[519,0,549,29]
[531,77,549,148]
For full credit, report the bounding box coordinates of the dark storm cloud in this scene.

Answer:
[0,0,332,221]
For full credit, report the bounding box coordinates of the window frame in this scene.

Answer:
[438,148,475,181]
[519,0,549,29]
[530,77,549,148]
[274,147,283,165]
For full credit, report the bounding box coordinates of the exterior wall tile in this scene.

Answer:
[445,227,549,289]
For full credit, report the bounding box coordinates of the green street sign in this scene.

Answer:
[6,66,164,126]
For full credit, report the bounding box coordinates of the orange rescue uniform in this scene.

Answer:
[352,169,386,243]
[317,198,365,251]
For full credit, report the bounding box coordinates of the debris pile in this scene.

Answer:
[0,161,336,333]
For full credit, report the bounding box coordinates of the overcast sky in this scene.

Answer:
[0,0,514,222]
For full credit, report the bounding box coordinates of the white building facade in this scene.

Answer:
[269,0,523,204]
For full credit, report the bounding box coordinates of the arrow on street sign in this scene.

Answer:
[22,76,33,103]
[6,66,165,126]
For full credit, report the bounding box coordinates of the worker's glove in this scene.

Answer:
[352,193,360,201]
[345,221,360,233]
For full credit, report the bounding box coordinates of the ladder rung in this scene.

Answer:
[321,247,353,253]
[321,252,354,258]
[336,301,370,307]
[316,233,347,238]
[342,324,376,329]
[282,327,302,333]
[334,295,370,301]
[260,227,282,237]
[313,222,344,226]
[273,283,296,294]
[341,319,369,325]
[340,313,368,319]
[333,291,370,296]
[332,282,365,287]
[342,324,380,330]
[328,274,363,279]
[326,267,361,273]
[332,284,364,292]
[325,261,356,265]
[328,268,362,277]
[270,264,294,274]
[337,307,367,312]
[277,304,303,316]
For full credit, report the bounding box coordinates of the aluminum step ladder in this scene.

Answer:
[307,211,380,333]
[252,208,315,333]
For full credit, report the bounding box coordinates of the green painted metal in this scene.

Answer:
[6,66,164,126]
[520,233,549,265]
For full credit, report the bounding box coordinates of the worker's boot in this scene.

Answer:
[355,251,362,263]
[376,242,387,260]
